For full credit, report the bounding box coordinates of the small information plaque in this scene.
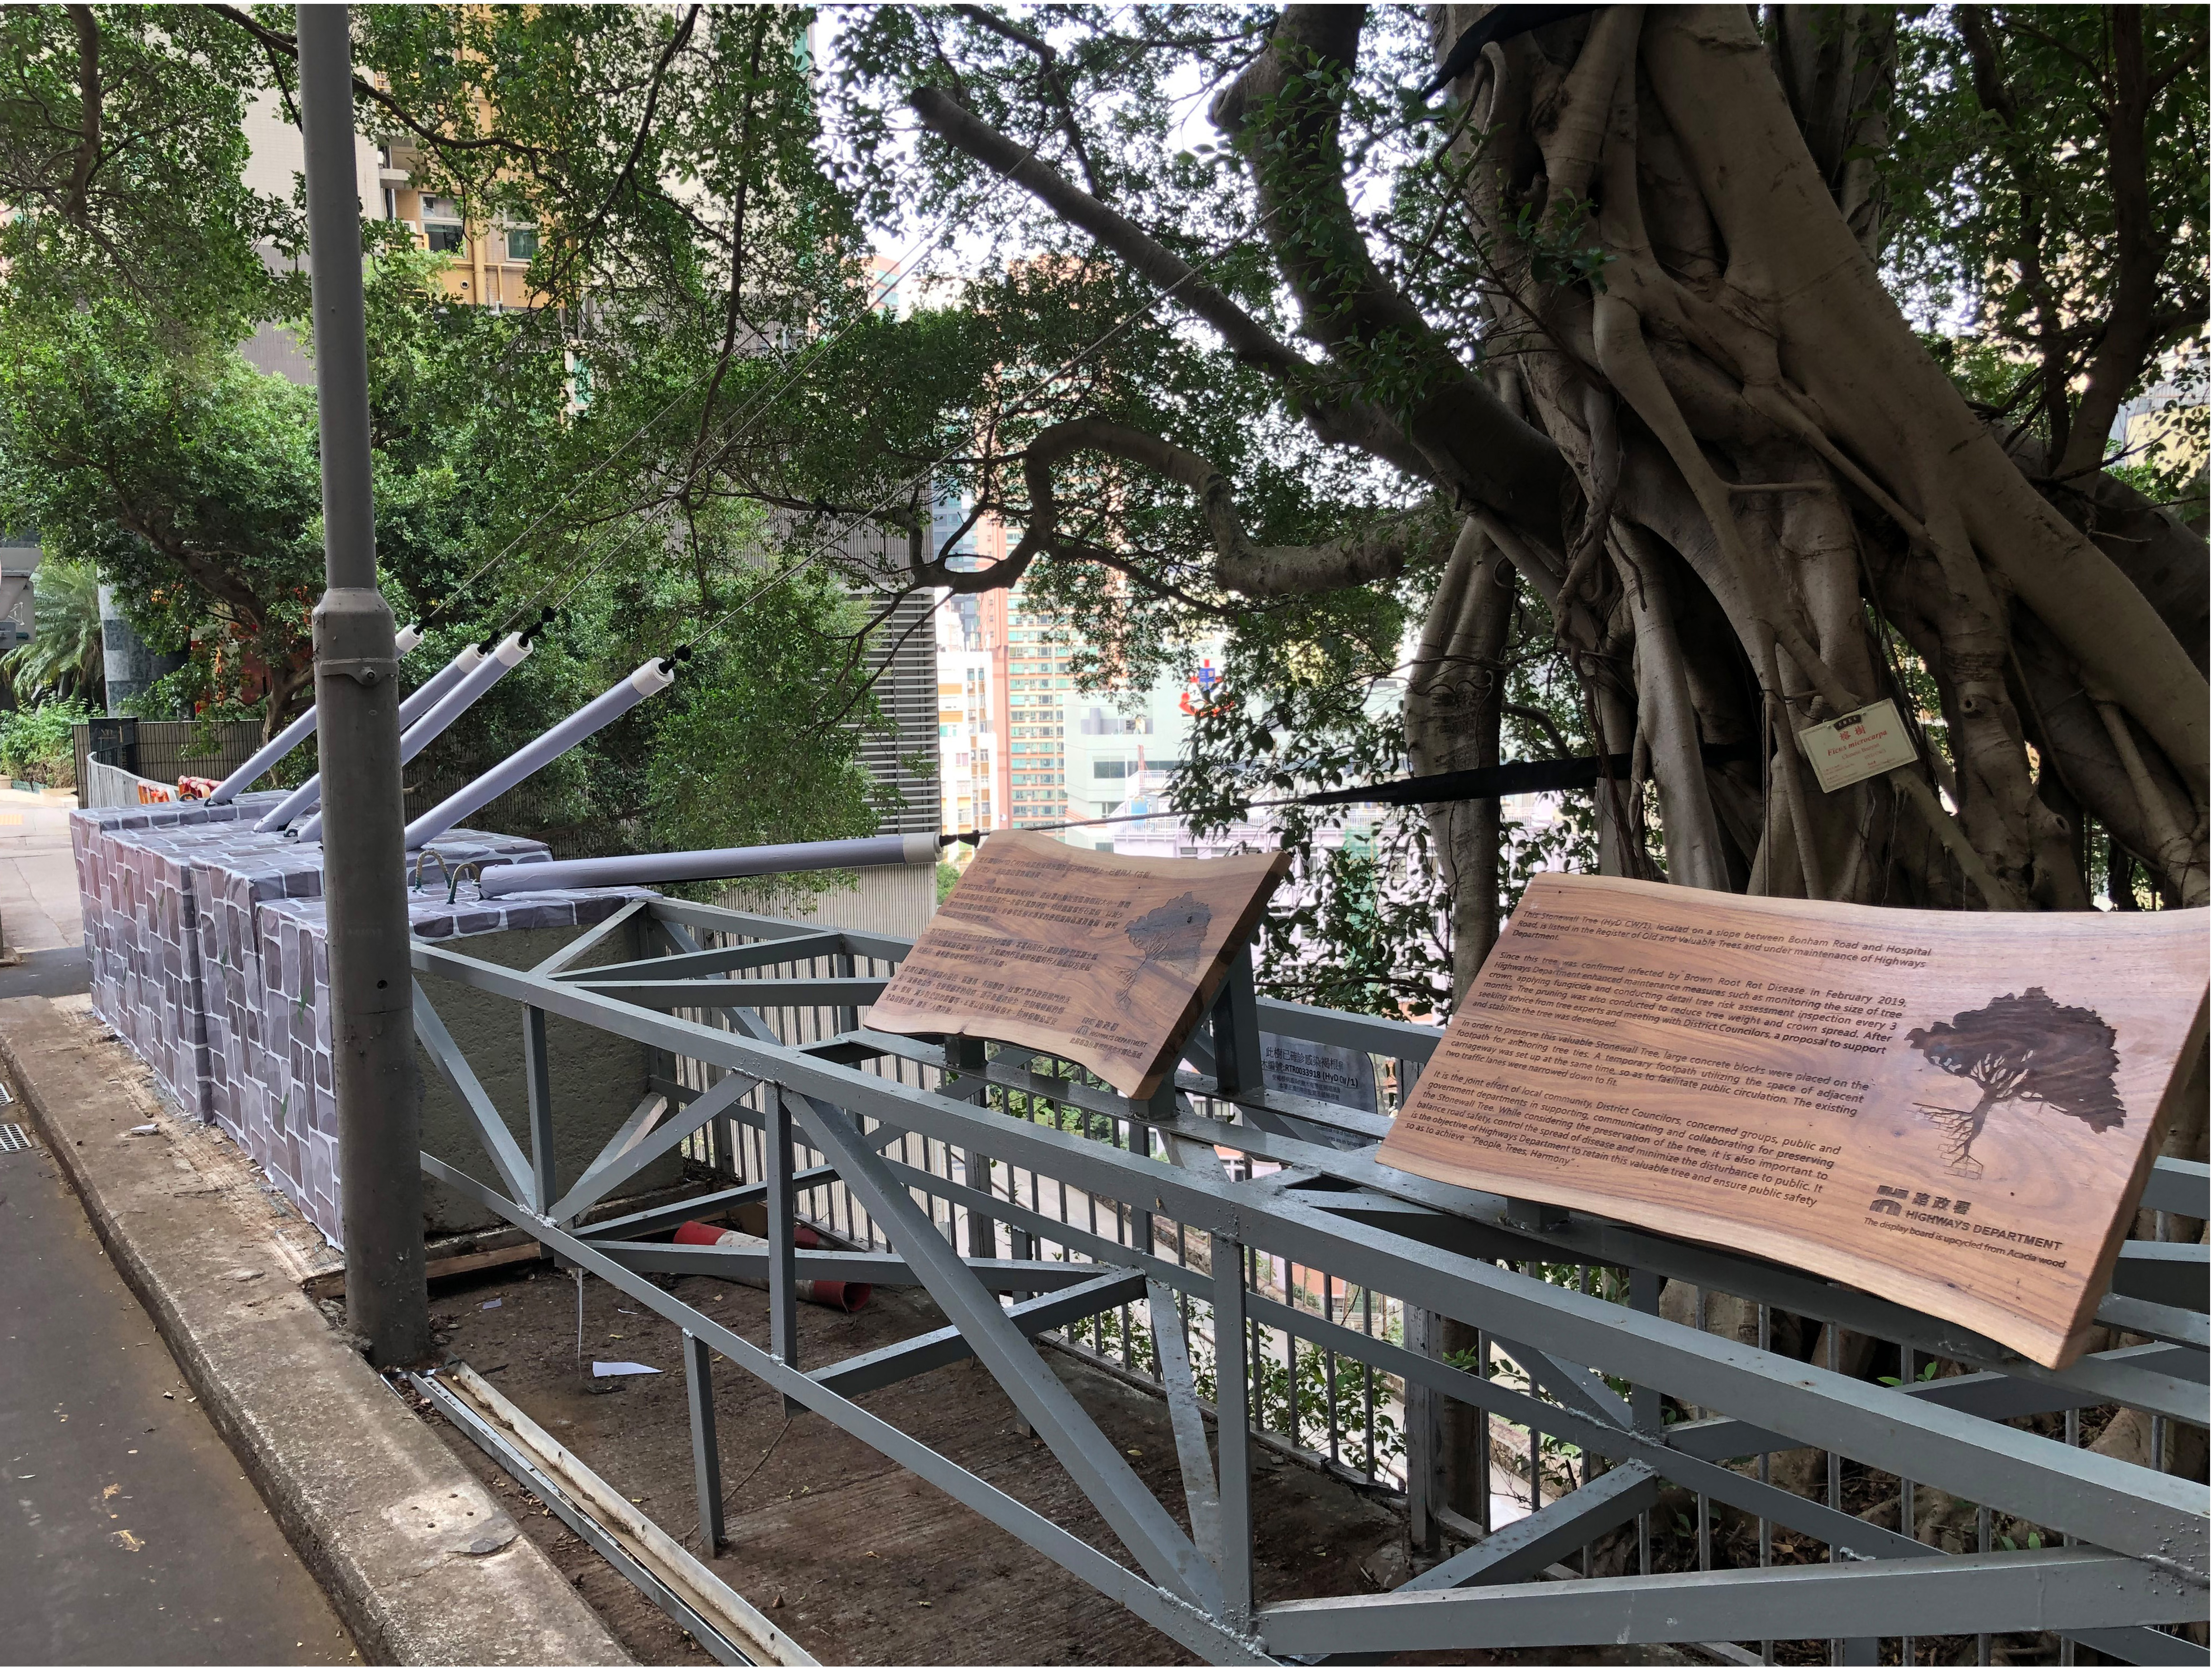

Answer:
[869,832,1289,1099]
[1379,874,2208,1368]
[1798,698,1920,792]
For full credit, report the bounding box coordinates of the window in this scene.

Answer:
[425,220,466,254]
[506,227,539,261]
[1094,760,1128,780]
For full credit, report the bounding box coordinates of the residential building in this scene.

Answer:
[0,529,38,659]
[1060,657,1230,843]
[931,504,1266,853]
[2109,345,2209,480]
[935,644,994,836]
[219,96,940,875]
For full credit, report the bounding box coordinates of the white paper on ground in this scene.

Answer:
[591,1360,661,1377]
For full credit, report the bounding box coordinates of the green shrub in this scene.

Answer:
[0,696,96,787]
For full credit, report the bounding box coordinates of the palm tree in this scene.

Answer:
[3,558,105,706]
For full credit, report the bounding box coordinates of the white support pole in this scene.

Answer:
[293,633,531,843]
[475,831,940,898]
[401,658,677,850]
[255,637,481,832]
[208,622,426,804]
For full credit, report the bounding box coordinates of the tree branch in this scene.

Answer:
[567,5,699,279]
[62,4,99,223]
[2058,8,2161,478]
[692,11,764,458]
[910,416,1440,604]
[1209,5,1569,533]
[207,6,550,161]
[1957,6,2074,467]
[949,5,1103,194]
[907,85,1435,482]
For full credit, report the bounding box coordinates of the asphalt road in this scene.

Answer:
[0,946,91,1000]
[0,1120,354,1665]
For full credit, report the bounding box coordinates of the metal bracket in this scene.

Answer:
[316,656,394,687]
[1503,1196,1569,1233]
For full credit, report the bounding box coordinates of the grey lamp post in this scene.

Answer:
[298,3,430,1367]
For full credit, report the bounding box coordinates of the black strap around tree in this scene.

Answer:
[939,739,1765,845]
[1419,4,1602,98]
[1302,740,1762,808]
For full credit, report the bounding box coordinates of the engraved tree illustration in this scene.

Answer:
[1906,989,2126,1178]
[1118,892,1213,1009]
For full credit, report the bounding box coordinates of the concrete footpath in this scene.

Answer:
[0,994,630,1665]
[0,790,89,958]
[0,791,91,1000]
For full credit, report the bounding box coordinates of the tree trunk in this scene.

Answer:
[1406,519,1515,998]
[1417,2,2207,918]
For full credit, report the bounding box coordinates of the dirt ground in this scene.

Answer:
[402,1256,1424,1666]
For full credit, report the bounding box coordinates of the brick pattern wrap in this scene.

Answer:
[73,801,644,1243]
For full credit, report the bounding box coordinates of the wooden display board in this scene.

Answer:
[1380,874,2209,1368]
[869,832,1290,1099]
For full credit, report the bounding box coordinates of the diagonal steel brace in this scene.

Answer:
[788,1092,1228,1618]
[413,979,533,1204]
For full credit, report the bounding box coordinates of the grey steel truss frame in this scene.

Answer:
[410,896,2210,1664]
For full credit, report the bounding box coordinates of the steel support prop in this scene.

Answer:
[765,1090,801,1415]
[298,2,426,1367]
[1212,1235,1254,1634]
[412,936,2209,1580]
[413,981,533,1205]
[524,1005,556,1211]
[786,1092,1227,1617]
[417,1153,1271,1666]
[684,1334,726,1556]
[1149,1278,1222,1567]
[407,900,2207,1660]
[1258,1548,2205,1656]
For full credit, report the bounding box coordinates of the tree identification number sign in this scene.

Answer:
[1379,874,2208,1368]
[1797,698,1920,792]
[869,832,1289,1099]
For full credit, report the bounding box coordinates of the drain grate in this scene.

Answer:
[0,1122,31,1154]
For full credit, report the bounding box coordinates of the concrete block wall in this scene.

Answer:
[235,888,650,1243]
[74,795,547,1124]
[73,800,670,1245]
[73,796,280,1112]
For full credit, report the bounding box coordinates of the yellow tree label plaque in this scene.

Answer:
[1380,874,2208,1367]
[1797,698,1920,792]
[869,832,1289,1099]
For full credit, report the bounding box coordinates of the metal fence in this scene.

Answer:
[71,718,265,797]
[410,893,2209,1666]
[653,909,1419,1496]
[80,757,182,808]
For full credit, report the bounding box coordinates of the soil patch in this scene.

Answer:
[404,1260,1414,1665]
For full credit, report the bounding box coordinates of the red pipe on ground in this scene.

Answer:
[673,1219,871,1312]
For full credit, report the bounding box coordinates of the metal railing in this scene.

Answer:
[410,893,2209,1666]
[72,718,266,797]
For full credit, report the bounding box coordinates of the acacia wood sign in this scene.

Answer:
[869,831,1290,1099]
[1380,873,2209,1368]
